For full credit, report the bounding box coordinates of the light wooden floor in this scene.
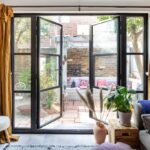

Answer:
[0,134,96,149]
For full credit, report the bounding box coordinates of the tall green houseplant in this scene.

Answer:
[105,86,136,126]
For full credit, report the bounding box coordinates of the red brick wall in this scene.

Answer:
[62,16,97,36]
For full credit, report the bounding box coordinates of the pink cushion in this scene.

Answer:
[96,80,107,87]
[79,79,88,88]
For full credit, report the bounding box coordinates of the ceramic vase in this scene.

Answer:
[93,121,107,144]
[118,111,132,127]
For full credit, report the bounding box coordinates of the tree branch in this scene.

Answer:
[136,29,143,37]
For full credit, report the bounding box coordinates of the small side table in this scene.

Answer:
[108,119,139,149]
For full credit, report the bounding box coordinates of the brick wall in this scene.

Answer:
[62,16,97,36]
[67,48,89,77]
[67,48,117,77]
[95,55,117,77]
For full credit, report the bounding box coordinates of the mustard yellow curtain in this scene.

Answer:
[0,4,18,144]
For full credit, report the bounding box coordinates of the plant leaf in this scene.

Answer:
[76,88,89,108]
[86,88,95,113]
[99,88,103,113]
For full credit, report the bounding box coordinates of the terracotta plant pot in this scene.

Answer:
[93,121,107,144]
[118,111,132,127]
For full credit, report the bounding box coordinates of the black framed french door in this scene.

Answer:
[90,17,120,90]
[11,14,148,133]
[12,16,63,132]
[89,15,148,122]
[37,17,63,128]
[89,17,120,122]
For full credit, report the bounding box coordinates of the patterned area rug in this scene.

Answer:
[2,145,96,150]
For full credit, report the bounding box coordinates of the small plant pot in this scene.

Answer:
[118,111,132,127]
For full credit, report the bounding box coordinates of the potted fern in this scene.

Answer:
[105,86,136,126]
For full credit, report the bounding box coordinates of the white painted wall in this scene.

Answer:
[10,7,150,13]
[2,0,150,6]
[1,0,150,13]
[0,0,150,12]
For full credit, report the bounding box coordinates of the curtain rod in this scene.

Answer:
[10,5,150,8]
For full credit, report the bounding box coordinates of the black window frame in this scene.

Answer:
[89,14,148,121]
[37,17,63,128]
[11,13,148,134]
[11,16,33,131]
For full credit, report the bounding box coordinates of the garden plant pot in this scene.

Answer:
[93,121,107,144]
[118,111,132,127]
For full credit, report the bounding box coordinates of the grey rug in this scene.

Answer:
[2,145,96,150]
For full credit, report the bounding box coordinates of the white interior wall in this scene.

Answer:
[3,0,150,7]
[1,0,150,13]
[9,7,150,14]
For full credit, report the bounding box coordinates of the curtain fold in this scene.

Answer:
[0,3,18,144]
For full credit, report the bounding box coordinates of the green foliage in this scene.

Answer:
[40,58,57,109]
[97,16,113,22]
[127,17,143,34]
[105,86,136,112]
[40,59,57,89]
[15,17,52,48]
[40,16,52,36]
[19,68,31,89]
[40,20,50,36]
[45,91,55,109]
[97,16,143,35]
[15,18,31,47]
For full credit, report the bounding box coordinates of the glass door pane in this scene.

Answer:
[40,56,59,89]
[126,16,145,100]
[92,18,119,89]
[90,17,119,122]
[94,55,117,89]
[37,17,62,128]
[13,17,32,128]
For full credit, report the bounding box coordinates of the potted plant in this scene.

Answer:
[105,86,136,126]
